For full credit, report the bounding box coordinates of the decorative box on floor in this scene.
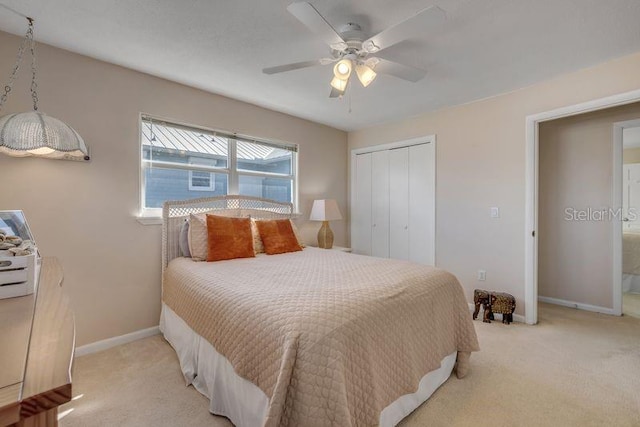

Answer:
[0,210,40,299]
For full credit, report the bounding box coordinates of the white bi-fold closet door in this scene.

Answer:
[352,138,435,265]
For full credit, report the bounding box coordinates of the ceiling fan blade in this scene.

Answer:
[329,87,344,98]
[262,59,323,75]
[362,5,446,53]
[287,2,347,50]
[373,58,427,82]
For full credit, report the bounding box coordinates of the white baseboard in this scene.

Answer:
[75,326,160,357]
[466,303,525,323]
[537,296,616,315]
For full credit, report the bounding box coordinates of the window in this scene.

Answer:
[140,116,298,216]
[188,157,219,191]
[188,170,215,191]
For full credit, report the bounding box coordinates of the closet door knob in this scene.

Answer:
[404,225,408,230]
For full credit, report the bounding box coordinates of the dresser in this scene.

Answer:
[0,258,74,427]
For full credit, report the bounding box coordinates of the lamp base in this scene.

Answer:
[317,221,334,249]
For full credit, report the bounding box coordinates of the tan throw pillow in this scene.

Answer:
[188,210,243,261]
[206,215,255,262]
[256,219,303,255]
[289,220,305,248]
[188,214,208,261]
[250,219,265,254]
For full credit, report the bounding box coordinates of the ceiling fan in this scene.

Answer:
[263,2,446,98]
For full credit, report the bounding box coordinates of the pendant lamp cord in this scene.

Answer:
[0,13,37,112]
[28,18,38,111]
[0,3,30,19]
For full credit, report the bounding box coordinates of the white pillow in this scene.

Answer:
[187,214,208,261]
[179,220,191,257]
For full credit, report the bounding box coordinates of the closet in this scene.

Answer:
[351,139,435,265]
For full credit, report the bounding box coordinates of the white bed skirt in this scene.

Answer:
[623,274,640,294]
[160,303,456,427]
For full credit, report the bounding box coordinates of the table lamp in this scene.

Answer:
[310,199,342,249]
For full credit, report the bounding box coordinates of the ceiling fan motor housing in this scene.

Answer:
[339,23,365,43]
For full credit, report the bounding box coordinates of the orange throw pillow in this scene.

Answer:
[256,219,303,255]
[206,215,255,262]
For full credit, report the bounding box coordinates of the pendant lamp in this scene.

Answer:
[0,17,90,161]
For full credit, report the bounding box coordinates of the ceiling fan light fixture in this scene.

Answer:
[330,76,348,92]
[268,3,444,99]
[355,64,377,87]
[333,59,352,80]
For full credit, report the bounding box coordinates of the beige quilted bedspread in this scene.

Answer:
[163,248,479,426]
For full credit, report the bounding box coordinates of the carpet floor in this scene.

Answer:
[59,303,640,427]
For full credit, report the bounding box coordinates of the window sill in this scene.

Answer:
[136,216,162,226]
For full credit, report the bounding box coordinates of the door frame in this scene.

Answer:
[525,89,640,324]
[614,118,640,314]
[350,135,437,265]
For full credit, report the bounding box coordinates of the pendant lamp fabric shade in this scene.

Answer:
[0,15,89,161]
[0,112,89,160]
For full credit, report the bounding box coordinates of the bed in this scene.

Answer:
[159,196,479,427]
[623,230,640,293]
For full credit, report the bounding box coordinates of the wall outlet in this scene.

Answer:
[490,207,500,218]
[477,270,486,281]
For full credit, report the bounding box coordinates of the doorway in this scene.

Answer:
[620,120,640,318]
[526,91,640,324]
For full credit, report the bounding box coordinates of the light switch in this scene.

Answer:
[490,207,500,218]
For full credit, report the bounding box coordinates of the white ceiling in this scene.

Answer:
[1,0,640,131]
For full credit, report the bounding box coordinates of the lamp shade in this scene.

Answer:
[0,112,89,161]
[333,59,352,80]
[355,64,377,87]
[310,199,342,221]
[330,76,348,91]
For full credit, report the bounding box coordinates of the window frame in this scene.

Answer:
[138,114,298,218]
[188,170,216,191]
[187,156,223,192]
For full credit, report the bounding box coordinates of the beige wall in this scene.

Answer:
[349,51,640,315]
[0,31,348,346]
[624,147,640,164]
[538,103,640,308]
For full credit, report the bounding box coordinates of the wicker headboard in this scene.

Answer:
[162,195,294,270]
